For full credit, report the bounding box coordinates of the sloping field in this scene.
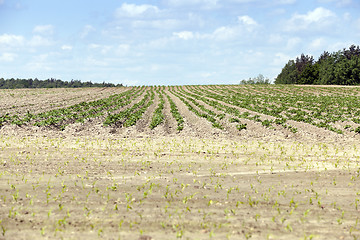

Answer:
[1,85,360,239]
[1,85,360,141]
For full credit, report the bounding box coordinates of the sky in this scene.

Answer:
[0,0,359,86]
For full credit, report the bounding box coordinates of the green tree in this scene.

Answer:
[240,74,270,84]
[276,45,360,85]
[298,63,319,85]
[274,60,298,84]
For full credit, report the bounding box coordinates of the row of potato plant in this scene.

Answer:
[149,89,165,129]
[185,85,360,134]
[1,85,360,134]
[169,86,223,129]
[162,90,184,131]
[104,88,154,127]
[0,86,145,129]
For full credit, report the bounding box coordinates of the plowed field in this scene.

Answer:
[1,85,360,239]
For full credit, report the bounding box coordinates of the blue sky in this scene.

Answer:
[0,0,359,86]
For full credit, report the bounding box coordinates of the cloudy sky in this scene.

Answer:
[0,0,359,86]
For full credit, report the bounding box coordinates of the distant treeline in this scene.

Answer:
[240,74,271,85]
[0,78,123,89]
[275,45,360,85]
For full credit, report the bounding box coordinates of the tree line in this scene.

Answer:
[240,74,271,85]
[275,45,360,85]
[0,78,123,89]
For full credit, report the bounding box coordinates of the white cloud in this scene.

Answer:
[286,37,301,49]
[141,37,172,49]
[25,54,53,72]
[29,35,53,47]
[115,3,159,18]
[88,44,112,54]
[150,64,161,72]
[328,41,354,52]
[173,31,194,40]
[61,45,73,50]
[88,44,100,49]
[132,19,181,29]
[272,52,292,66]
[238,15,258,26]
[33,25,54,35]
[166,0,218,8]
[85,57,108,67]
[80,25,96,39]
[268,34,283,44]
[199,15,260,41]
[285,7,337,32]
[0,53,17,62]
[309,38,326,51]
[0,34,25,47]
[122,79,140,86]
[115,44,130,56]
[238,15,258,32]
[212,26,237,41]
[201,72,217,78]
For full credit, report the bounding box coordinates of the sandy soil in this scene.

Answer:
[0,136,360,240]
[0,86,360,239]
[0,88,127,116]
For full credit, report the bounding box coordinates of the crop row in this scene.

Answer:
[185,85,360,134]
[169,86,223,129]
[0,87,145,129]
[104,88,155,127]
[149,90,165,130]
[1,85,360,134]
[175,86,284,131]
[163,91,184,131]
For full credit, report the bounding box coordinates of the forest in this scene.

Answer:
[0,78,123,89]
[275,45,360,85]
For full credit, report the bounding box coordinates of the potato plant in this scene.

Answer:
[1,85,360,134]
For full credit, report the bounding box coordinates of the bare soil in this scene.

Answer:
[0,87,360,240]
[0,88,125,116]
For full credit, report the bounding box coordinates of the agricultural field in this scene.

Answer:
[1,85,360,239]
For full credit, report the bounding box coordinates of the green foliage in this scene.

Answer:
[2,85,360,136]
[274,60,298,84]
[261,119,272,128]
[165,93,184,131]
[240,74,271,84]
[298,63,319,85]
[150,90,165,129]
[104,88,154,127]
[170,86,224,130]
[275,45,360,85]
[236,123,247,131]
[355,127,360,134]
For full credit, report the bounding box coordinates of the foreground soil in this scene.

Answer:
[0,135,360,240]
